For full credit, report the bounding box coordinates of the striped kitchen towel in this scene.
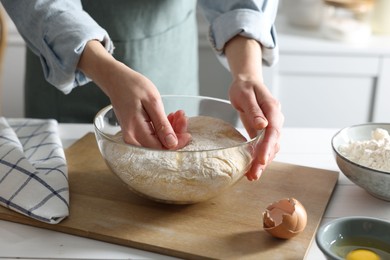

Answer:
[0,117,69,224]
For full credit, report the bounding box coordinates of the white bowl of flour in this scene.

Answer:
[94,96,263,204]
[332,123,390,201]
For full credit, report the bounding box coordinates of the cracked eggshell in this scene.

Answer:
[262,197,307,239]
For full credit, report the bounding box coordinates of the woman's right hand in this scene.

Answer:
[78,40,191,150]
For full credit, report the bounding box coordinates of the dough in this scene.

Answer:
[101,116,253,204]
[181,116,247,151]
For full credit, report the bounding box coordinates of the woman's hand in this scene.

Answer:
[168,110,192,149]
[229,76,283,181]
[78,40,191,150]
[225,36,284,181]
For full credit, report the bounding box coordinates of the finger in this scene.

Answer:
[175,133,192,149]
[128,117,167,149]
[122,122,164,149]
[235,95,268,141]
[246,141,279,181]
[256,126,281,165]
[170,110,191,149]
[239,111,258,139]
[116,105,165,149]
[246,159,264,181]
[111,107,143,147]
[143,98,178,149]
[167,112,175,124]
[168,110,188,134]
[169,110,181,130]
[121,132,142,147]
[245,126,281,181]
[166,110,191,149]
[172,110,188,134]
[240,92,268,131]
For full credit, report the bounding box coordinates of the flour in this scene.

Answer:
[101,116,253,203]
[338,128,390,172]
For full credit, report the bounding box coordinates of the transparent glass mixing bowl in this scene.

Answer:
[94,95,264,204]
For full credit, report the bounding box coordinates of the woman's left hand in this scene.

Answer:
[229,76,284,181]
[224,35,284,181]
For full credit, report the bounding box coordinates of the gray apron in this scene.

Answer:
[24,0,198,123]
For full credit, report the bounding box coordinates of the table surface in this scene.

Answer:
[1,124,389,260]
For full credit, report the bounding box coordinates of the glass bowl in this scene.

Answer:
[94,95,263,204]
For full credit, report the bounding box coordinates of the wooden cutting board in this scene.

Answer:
[0,133,338,259]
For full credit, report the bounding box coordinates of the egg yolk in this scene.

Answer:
[346,249,380,260]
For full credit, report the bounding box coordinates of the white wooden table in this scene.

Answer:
[1,124,389,259]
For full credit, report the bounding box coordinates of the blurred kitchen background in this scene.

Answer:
[0,0,389,128]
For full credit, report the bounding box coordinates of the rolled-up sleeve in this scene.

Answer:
[198,0,279,67]
[1,0,114,94]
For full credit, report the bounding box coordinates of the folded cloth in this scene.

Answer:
[0,117,69,224]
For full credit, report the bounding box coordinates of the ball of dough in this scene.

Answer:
[102,116,253,204]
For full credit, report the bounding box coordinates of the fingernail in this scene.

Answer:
[165,133,177,148]
[247,175,254,181]
[254,116,267,128]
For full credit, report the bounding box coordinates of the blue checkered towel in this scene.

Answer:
[0,117,69,224]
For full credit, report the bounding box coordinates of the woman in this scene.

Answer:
[1,0,283,181]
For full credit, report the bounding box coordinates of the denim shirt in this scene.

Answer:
[1,0,278,94]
